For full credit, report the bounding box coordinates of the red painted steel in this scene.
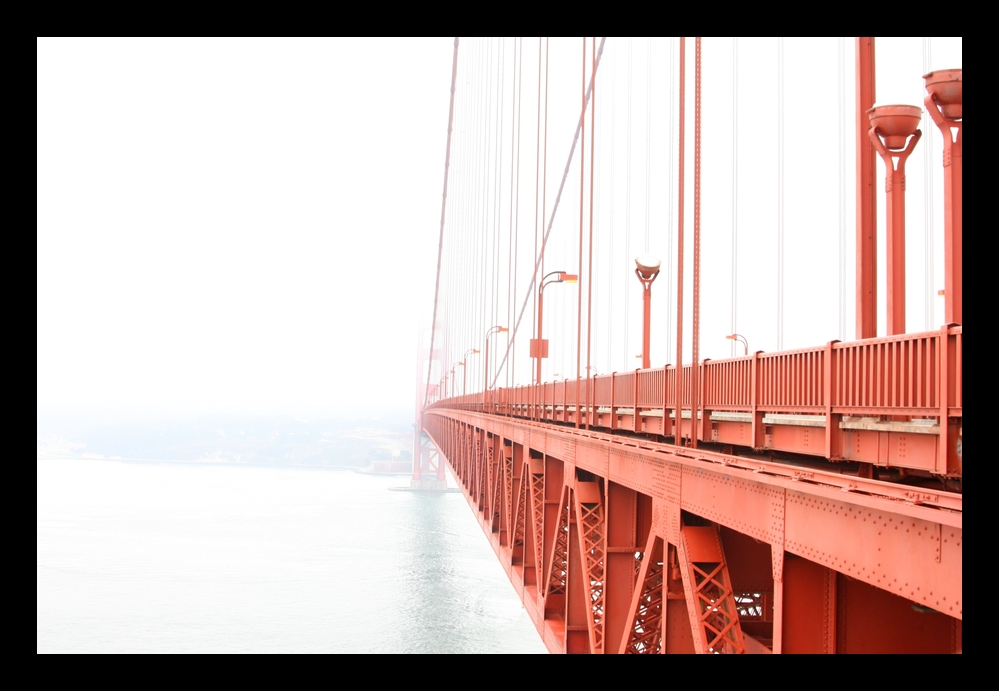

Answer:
[422,408,961,654]
[855,37,877,340]
[869,105,922,336]
[923,70,962,327]
[419,38,962,653]
[434,326,962,477]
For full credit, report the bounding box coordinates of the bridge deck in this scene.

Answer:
[423,407,961,653]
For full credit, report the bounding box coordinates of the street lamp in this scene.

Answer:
[868,104,921,336]
[532,271,578,386]
[726,333,749,356]
[483,326,508,394]
[635,255,661,370]
[461,348,479,396]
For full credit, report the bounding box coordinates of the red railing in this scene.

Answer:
[430,325,962,436]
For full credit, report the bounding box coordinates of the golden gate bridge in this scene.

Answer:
[414,37,960,653]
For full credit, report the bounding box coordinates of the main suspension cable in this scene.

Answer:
[423,37,460,409]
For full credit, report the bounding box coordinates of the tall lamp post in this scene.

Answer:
[726,333,749,356]
[868,105,921,336]
[483,326,508,395]
[923,69,962,326]
[634,256,661,369]
[532,271,578,387]
[461,348,479,396]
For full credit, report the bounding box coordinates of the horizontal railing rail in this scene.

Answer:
[427,327,963,455]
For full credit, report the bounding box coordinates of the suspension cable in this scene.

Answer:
[423,37,460,409]
[586,35,596,428]
[673,36,685,447]
[491,37,608,389]
[691,36,702,448]
[777,37,785,351]
[731,37,738,358]
[576,37,586,424]
[624,37,633,368]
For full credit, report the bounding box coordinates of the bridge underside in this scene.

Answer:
[424,409,961,654]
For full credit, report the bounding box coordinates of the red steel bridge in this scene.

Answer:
[414,38,961,653]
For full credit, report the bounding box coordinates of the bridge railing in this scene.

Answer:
[428,326,961,472]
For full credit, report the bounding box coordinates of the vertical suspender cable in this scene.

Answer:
[777,37,785,351]
[513,37,523,386]
[624,38,633,368]
[586,35,596,429]
[731,37,738,358]
[607,49,616,374]
[577,37,586,426]
[644,37,652,254]
[674,36,685,447]
[424,37,460,409]
[542,40,549,316]
[532,38,542,407]
[922,36,935,330]
[506,39,515,388]
[540,40,549,385]
[666,37,674,365]
[490,38,607,390]
[691,36,702,448]
[838,36,847,341]
[491,38,506,390]
[508,38,522,388]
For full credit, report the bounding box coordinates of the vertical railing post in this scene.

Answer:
[751,351,764,451]
[610,372,617,431]
[699,360,711,442]
[633,369,640,433]
[938,325,950,475]
[824,340,841,460]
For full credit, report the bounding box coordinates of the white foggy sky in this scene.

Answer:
[37,38,961,422]
[37,38,451,421]
[432,37,960,390]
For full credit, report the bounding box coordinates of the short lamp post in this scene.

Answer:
[483,326,508,396]
[461,348,479,396]
[635,255,661,370]
[726,333,749,356]
[532,271,578,386]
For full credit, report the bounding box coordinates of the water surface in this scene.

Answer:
[37,457,545,653]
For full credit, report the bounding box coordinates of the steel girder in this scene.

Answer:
[424,409,962,654]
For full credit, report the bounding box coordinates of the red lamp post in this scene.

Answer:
[726,333,749,356]
[483,326,508,399]
[868,105,922,336]
[461,348,479,396]
[634,255,661,369]
[923,69,962,326]
[532,271,578,387]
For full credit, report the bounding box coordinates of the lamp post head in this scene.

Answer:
[727,334,749,356]
[540,270,578,293]
[923,69,962,119]
[635,255,661,282]
[868,105,922,150]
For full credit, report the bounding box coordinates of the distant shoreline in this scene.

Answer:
[36,454,377,473]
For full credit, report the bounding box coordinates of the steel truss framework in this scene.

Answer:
[424,409,961,654]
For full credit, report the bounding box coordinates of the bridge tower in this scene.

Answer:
[413,325,448,490]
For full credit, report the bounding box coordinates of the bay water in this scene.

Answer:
[37,457,545,653]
